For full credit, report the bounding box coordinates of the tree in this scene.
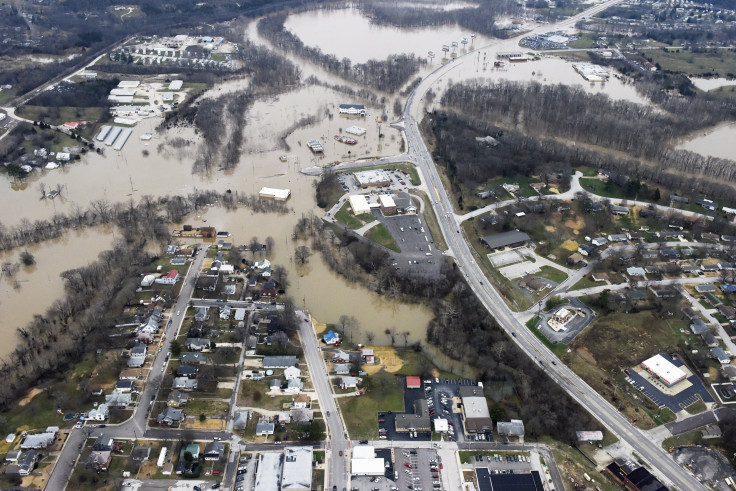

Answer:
[19,251,35,266]
[294,245,312,264]
[170,339,182,357]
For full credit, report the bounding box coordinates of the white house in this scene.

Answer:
[155,270,179,285]
[284,366,301,380]
[285,379,303,394]
[340,377,359,390]
[87,404,109,421]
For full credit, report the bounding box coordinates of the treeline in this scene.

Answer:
[0,189,289,253]
[359,0,519,37]
[292,212,603,443]
[258,13,425,93]
[24,79,119,108]
[0,237,153,409]
[438,80,736,200]
[240,40,301,92]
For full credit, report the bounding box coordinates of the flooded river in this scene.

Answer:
[0,228,113,359]
[0,5,665,357]
[678,122,736,162]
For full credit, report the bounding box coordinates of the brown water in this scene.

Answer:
[283,8,491,64]
[677,122,736,161]
[0,227,113,359]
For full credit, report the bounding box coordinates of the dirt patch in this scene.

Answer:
[17,387,43,407]
[545,225,556,233]
[362,346,402,375]
[181,417,225,430]
[312,318,328,336]
[561,240,579,252]
[548,187,560,194]
[576,347,597,366]
[564,216,585,235]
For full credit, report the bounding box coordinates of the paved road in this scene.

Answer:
[298,312,350,491]
[45,247,211,490]
[396,1,707,488]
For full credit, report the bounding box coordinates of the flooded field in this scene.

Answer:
[283,8,491,64]
[678,122,736,161]
[690,77,736,92]
[0,228,113,359]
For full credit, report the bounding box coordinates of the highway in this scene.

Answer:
[396,1,706,489]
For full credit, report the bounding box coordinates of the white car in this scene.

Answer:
[74,423,83,429]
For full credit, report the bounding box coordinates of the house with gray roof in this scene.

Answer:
[711,347,731,364]
[180,352,209,364]
[128,345,147,368]
[157,407,185,425]
[497,419,525,438]
[256,422,275,436]
[167,390,189,408]
[172,377,198,391]
[480,230,531,251]
[690,318,709,335]
[186,338,211,351]
[263,355,298,368]
[105,392,131,408]
[204,441,226,461]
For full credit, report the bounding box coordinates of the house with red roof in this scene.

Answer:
[155,270,179,285]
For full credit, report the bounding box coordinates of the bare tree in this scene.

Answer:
[294,245,312,265]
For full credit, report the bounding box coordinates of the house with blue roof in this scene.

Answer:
[323,330,339,345]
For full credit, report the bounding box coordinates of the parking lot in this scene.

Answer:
[472,452,537,491]
[395,447,443,491]
[625,359,715,413]
[535,299,595,345]
[233,453,256,491]
[374,211,443,279]
[425,378,490,444]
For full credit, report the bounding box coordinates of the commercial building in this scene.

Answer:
[259,187,291,201]
[480,231,531,251]
[395,399,431,432]
[281,446,313,490]
[406,376,421,389]
[354,170,391,188]
[345,125,366,136]
[497,419,525,439]
[459,386,493,433]
[255,452,283,491]
[339,104,366,116]
[348,195,371,215]
[351,445,385,476]
[306,140,324,153]
[641,354,687,386]
[379,195,397,215]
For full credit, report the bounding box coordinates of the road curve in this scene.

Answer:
[398,1,705,489]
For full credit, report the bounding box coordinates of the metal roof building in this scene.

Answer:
[348,194,371,215]
[480,230,531,250]
[641,354,687,386]
[282,447,313,490]
[255,452,282,491]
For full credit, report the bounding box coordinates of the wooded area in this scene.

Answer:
[435,80,736,203]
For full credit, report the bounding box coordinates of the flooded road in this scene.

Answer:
[677,122,736,162]
[0,228,113,359]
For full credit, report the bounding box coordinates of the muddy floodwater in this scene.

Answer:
[284,8,491,64]
[0,228,113,359]
[0,6,660,357]
[678,122,736,162]
[178,205,434,347]
[689,77,736,92]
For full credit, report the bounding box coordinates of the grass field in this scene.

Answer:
[568,34,597,49]
[238,380,291,411]
[341,372,405,439]
[646,48,736,77]
[334,201,374,229]
[684,396,706,415]
[544,438,622,491]
[16,106,106,126]
[579,177,627,199]
[364,223,400,252]
[525,317,567,356]
[537,265,568,284]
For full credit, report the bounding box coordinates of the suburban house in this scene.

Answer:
[340,377,359,389]
[137,332,155,345]
[332,351,352,363]
[256,421,275,436]
[333,363,350,375]
[105,392,131,408]
[88,450,112,472]
[203,441,225,461]
[20,427,58,449]
[157,407,185,426]
[710,347,731,364]
[263,356,298,369]
[87,404,109,421]
[115,380,135,393]
[323,330,339,345]
[128,345,147,368]
[292,393,310,409]
[290,408,314,424]
[167,390,189,408]
[155,270,179,285]
[285,379,303,394]
[177,365,198,378]
[180,352,209,364]
[361,349,374,364]
[186,338,211,352]
[14,450,38,476]
[284,366,301,380]
[172,377,198,391]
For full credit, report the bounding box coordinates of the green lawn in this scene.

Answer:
[341,372,405,439]
[364,223,400,252]
[579,177,627,199]
[525,317,566,356]
[568,34,597,49]
[394,164,421,186]
[646,48,736,77]
[684,396,706,414]
[237,380,291,411]
[334,201,374,229]
[570,275,600,291]
[16,106,106,126]
[537,265,568,284]
[488,175,544,198]
[662,428,712,451]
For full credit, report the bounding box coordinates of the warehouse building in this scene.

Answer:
[281,447,312,490]
[354,170,391,188]
[339,104,366,116]
[255,452,282,491]
[348,195,371,215]
[351,445,384,476]
[641,354,687,386]
[259,187,291,201]
[459,386,493,434]
[480,230,531,251]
